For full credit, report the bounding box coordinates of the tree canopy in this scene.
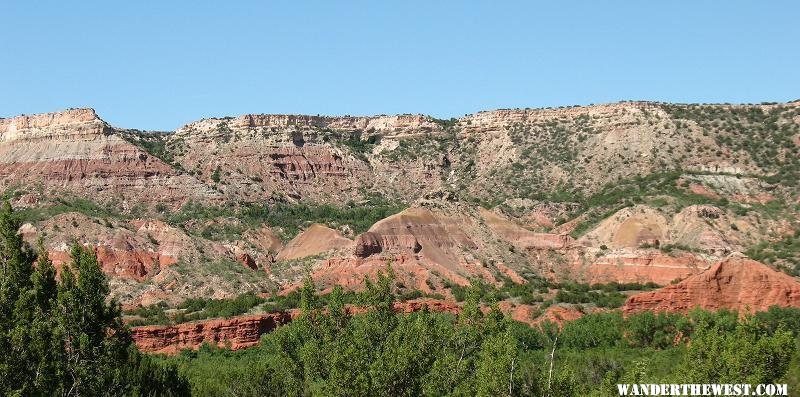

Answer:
[0,202,188,396]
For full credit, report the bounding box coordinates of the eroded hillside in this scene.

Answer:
[1,101,798,314]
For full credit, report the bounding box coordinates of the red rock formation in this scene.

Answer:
[355,207,477,268]
[131,312,292,355]
[132,299,458,355]
[236,252,257,270]
[131,295,602,355]
[353,231,421,258]
[172,117,378,202]
[284,253,472,296]
[26,215,210,280]
[48,245,161,280]
[4,104,796,312]
[498,301,539,325]
[622,256,800,315]
[573,252,708,285]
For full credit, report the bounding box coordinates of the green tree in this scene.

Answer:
[624,311,684,349]
[54,244,132,395]
[681,319,795,384]
[0,201,37,394]
[0,201,189,395]
[476,329,518,397]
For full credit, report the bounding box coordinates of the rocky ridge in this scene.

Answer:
[0,108,216,208]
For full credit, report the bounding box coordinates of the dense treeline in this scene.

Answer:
[0,203,188,396]
[127,292,268,326]
[447,276,657,309]
[163,270,800,396]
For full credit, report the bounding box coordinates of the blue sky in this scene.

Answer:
[1,1,798,130]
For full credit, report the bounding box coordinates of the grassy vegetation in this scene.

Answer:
[380,133,455,162]
[562,169,787,238]
[337,133,381,161]
[127,292,270,327]
[475,116,597,204]
[122,130,186,168]
[746,230,800,276]
[170,259,273,290]
[126,284,454,327]
[453,103,800,219]
[660,104,800,187]
[12,195,126,223]
[240,200,405,239]
[167,196,406,241]
[429,117,458,129]
[445,276,659,309]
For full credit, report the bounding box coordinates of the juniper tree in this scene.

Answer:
[0,202,189,396]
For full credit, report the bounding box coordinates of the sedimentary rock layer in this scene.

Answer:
[622,256,800,315]
[132,299,459,354]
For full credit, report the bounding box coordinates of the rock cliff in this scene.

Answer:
[131,312,293,354]
[0,108,216,207]
[131,299,458,354]
[622,256,800,314]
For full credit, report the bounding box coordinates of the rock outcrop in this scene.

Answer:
[3,102,799,308]
[353,231,421,258]
[168,113,441,203]
[177,113,442,136]
[130,297,594,355]
[296,206,506,296]
[579,204,757,255]
[0,108,107,141]
[132,298,458,354]
[357,207,478,268]
[573,252,708,285]
[131,312,293,354]
[0,108,215,207]
[622,256,800,315]
[579,206,669,249]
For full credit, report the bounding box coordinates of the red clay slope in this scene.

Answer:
[622,256,800,315]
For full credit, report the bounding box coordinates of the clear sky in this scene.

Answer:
[1,1,798,131]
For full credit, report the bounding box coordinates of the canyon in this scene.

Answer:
[2,101,799,353]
